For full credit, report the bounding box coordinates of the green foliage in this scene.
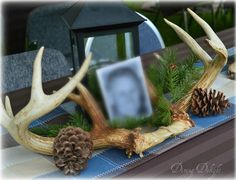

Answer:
[68,113,92,131]
[145,49,203,127]
[125,2,234,46]
[109,117,147,129]
[167,53,203,102]
[30,113,92,137]
[151,96,171,127]
[147,49,203,103]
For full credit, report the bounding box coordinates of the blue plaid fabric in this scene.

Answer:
[28,102,76,129]
[29,96,236,179]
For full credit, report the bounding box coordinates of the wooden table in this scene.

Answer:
[2,28,235,177]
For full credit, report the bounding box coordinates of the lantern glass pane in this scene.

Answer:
[84,32,135,69]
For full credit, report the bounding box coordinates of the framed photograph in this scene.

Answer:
[96,57,153,121]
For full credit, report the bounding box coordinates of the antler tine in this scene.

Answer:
[31,47,45,98]
[164,18,212,67]
[1,96,13,129]
[15,49,92,124]
[76,83,107,131]
[0,100,11,128]
[187,8,227,59]
[49,53,92,106]
[5,96,13,118]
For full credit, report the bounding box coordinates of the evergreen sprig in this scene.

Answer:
[146,49,202,127]
[148,49,203,103]
[30,113,92,137]
[109,117,147,129]
[151,96,171,127]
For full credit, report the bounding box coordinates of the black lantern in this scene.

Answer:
[61,2,145,73]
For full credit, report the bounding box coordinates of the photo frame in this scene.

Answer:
[96,57,153,121]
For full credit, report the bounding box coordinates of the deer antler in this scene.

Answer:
[1,9,227,160]
[164,8,228,111]
[1,47,92,154]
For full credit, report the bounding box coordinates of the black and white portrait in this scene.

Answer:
[96,57,153,121]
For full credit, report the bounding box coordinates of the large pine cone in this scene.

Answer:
[53,127,93,175]
[191,88,230,117]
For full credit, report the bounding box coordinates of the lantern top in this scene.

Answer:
[61,2,146,31]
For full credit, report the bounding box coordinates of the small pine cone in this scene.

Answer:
[53,127,93,175]
[169,63,177,70]
[191,88,230,117]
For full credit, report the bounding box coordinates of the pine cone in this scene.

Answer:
[53,127,93,175]
[191,88,230,117]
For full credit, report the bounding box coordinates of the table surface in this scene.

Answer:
[2,27,235,178]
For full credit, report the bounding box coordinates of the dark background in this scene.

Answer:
[2,1,234,56]
[2,2,60,55]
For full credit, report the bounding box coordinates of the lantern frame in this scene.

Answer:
[62,2,145,73]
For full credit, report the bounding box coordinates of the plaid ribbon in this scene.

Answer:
[2,97,235,179]
[1,48,235,178]
[36,97,236,179]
